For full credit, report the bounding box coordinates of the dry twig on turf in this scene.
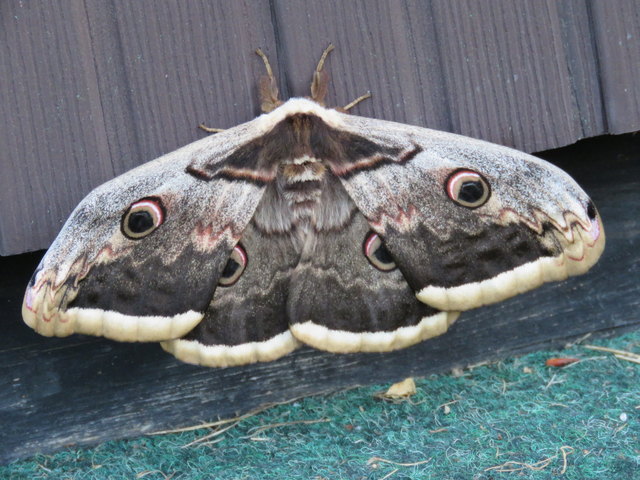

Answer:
[583,345,640,364]
[367,457,432,467]
[485,446,574,473]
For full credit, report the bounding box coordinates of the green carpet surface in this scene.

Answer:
[3,331,638,480]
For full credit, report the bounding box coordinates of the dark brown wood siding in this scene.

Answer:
[1,0,639,254]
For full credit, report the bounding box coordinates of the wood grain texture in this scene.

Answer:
[429,0,582,151]
[2,1,640,256]
[0,0,279,255]
[272,0,626,152]
[590,0,640,133]
[1,134,638,464]
[556,0,605,138]
[272,0,451,130]
[82,0,280,166]
[0,1,111,256]
[2,1,640,255]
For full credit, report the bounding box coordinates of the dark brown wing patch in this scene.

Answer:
[193,114,407,184]
[287,213,454,353]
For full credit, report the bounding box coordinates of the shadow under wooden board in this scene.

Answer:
[0,133,638,464]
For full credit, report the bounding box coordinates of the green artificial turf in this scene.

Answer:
[2,331,639,480]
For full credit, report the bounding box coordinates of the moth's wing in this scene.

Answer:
[161,220,301,367]
[23,121,275,342]
[328,113,605,312]
[287,199,459,354]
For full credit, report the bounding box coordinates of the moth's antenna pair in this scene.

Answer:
[200,45,371,133]
[256,44,371,112]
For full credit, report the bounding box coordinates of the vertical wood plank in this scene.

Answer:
[0,0,278,255]
[2,1,639,256]
[0,2,112,254]
[590,0,640,133]
[429,0,583,152]
[272,0,594,152]
[271,0,451,131]
[83,0,280,171]
[556,0,605,139]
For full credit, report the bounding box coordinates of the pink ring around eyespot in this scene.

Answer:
[131,199,164,225]
[233,244,247,267]
[446,170,481,200]
[364,232,379,258]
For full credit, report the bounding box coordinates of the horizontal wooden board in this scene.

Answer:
[1,1,640,255]
[1,133,638,463]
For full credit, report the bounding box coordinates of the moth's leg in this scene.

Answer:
[198,124,225,133]
[342,92,372,112]
[310,43,334,106]
[256,48,282,113]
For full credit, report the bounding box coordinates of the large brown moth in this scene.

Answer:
[23,46,605,367]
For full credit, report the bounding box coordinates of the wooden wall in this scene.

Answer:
[1,0,639,255]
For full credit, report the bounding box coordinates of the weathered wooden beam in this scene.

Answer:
[0,133,637,464]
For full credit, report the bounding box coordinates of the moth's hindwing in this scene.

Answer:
[161,222,301,367]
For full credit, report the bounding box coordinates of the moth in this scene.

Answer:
[23,46,605,367]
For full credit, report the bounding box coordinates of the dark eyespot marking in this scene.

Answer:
[587,201,597,220]
[121,197,165,240]
[446,169,491,208]
[219,244,247,286]
[363,232,396,271]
